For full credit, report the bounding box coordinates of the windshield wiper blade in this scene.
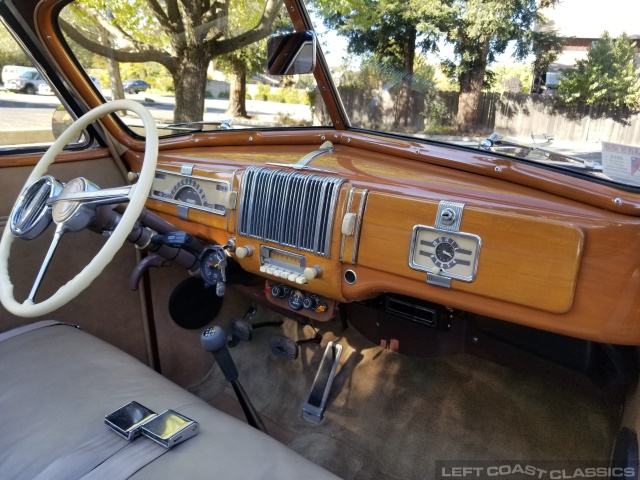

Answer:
[163,119,232,130]
[479,133,602,172]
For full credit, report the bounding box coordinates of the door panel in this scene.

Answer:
[0,156,149,364]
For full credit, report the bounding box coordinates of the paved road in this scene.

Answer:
[0,89,312,133]
[0,90,602,164]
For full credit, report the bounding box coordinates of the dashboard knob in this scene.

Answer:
[270,283,289,298]
[303,265,322,280]
[235,246,253,259]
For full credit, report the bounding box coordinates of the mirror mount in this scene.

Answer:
[266,31,316,75]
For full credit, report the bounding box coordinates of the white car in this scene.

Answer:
[38,75,102,95]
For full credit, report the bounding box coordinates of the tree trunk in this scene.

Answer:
[173,48,210,123]
[226,64,249,118]
[455,70,484,132]
[393,25,416,129]
[455,39,491,133]
[97,25,124,112]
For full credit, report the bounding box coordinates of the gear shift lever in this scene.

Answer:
[201,326,268,434]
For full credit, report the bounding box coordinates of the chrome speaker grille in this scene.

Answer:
[238,167,345,257]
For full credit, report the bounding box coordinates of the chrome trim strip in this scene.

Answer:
[339,187,356,262]
[150,169,230,216]
[351,189,368,265]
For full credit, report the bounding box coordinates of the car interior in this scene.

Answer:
[1,0,640,479]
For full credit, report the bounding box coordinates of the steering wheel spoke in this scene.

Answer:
[27,224,64,303]
[47,185,133,208]
[0,99,158,317]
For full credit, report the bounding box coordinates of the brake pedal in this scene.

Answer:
[270,335,299,360]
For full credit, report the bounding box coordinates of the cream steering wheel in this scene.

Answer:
[0,100,157,317]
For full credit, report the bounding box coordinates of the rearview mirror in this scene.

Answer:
[266,31,316,75]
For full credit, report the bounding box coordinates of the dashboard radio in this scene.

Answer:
[259,246,309,284]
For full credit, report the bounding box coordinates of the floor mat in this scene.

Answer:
[191,317,618,480]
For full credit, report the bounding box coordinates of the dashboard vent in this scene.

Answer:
[238,167,345,257]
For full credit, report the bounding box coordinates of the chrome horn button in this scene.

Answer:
[10,176,63,240]
[51,177,100,231]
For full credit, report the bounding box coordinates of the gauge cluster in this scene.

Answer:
[149,169,230,215]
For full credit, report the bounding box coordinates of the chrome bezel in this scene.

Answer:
[149,168,231,216]
[408,225,482,282]
[10,176,63,240]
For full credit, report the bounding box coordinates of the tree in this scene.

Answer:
[220,41,265,117]
[60,0,281,122]
[530,30,566,93]
[0,23,30,73]
[430,0,557,132]
[312,0,439,128]
[559,32,640,110]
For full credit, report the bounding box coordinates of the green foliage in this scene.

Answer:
[486,64,533,94]
[256,83,271,101]
[340,55,435,92]
[422,92,453,134]
[531,30,567,77]
[433,0,553,81]
[268,87,309,105]
[559,32,640,109]
[0,24,30,75]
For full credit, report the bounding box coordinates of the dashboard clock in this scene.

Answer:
[409,226,481,282]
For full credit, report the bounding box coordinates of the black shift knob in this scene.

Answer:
[201,326,238,382]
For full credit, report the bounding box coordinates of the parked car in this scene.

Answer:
[1,65,37,85]
[1,0,640,479]
[122,79,150,94]
[4,70,46,94]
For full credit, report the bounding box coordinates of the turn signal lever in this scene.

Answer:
[201,326,268,434]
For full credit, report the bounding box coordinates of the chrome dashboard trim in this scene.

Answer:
[150,169,231,217]
[408,224,482,283]
[238,167,345,257]
[340,187,356,262]
[351,189,368,265]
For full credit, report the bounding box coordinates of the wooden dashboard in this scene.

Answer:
[125,131,640,346]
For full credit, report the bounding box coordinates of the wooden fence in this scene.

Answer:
[334,87,640,144]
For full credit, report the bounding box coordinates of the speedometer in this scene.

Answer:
[171,179,206,206]
[149,170,229,215]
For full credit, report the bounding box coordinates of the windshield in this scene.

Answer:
[58,0,640,189]
[309,0,640,189]
[58,0,331,135]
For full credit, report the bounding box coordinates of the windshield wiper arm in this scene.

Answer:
[163,119,232,130]
[479,133,602,172]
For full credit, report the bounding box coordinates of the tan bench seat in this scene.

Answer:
[0,323,338,480]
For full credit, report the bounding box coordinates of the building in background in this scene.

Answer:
[534,0,639,92]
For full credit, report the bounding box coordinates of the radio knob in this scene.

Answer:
[303,265,322,280]
[266,267,276,275]
[235,246,253,259]
[287,273,298,282]
[295,276,307,285]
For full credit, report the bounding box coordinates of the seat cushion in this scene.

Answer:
[0,323,337,480]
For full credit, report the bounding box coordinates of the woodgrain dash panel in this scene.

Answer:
[358,192,584,313]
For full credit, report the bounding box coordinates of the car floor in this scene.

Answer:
[189,311,618,480]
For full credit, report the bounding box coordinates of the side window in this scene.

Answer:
[0,22,83,150]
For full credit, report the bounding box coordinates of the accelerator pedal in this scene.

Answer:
[302,341,343,424]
